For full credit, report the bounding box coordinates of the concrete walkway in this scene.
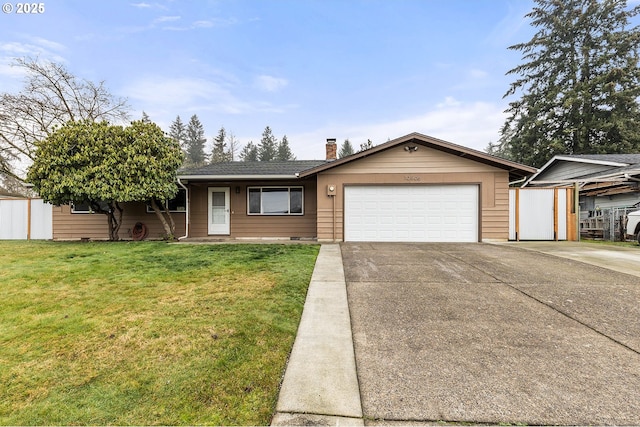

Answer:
[271,244,363,426]
[496,240,640,277]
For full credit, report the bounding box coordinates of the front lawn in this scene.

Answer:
[0,241,319,425]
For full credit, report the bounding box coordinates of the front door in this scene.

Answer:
[208,187,230,235]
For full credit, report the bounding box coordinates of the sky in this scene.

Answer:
[2,0,547,161]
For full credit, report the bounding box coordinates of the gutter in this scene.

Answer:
[177,174,299,180]
[177,177,189,240]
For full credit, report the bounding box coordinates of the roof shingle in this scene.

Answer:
[179,160,329,177]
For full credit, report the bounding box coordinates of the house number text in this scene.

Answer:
[404,175,421,182]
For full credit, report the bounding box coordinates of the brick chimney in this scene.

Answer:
[326,138,337,161]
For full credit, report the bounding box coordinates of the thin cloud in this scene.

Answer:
[130,2,168,10]
[285,98,507,160]
[0,39,68,69]
[254,75,288,92]
[121,75,292,122]
[154,15,180,24]
[162,17,237,31]
[484,2,532,48]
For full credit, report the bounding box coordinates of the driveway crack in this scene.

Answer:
[441,248,640,356]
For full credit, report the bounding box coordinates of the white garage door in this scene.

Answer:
[344,185,479,242]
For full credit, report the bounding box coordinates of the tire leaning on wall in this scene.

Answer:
[132,222,148,241]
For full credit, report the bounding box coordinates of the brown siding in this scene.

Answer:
[52,202,186,240]
[316,144,510,242]
[187,178,317,239]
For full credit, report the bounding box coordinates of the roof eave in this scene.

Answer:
[523,155,632,187]
[177,174,299,180]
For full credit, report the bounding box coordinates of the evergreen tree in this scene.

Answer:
[184,114,207,167]
[168,115,187,155]
[258,126,278,161]
[339,139,354,158]
[498,0,640,167]
[210,126,230,163]
[276,135,296,160]
[239,141,258,161]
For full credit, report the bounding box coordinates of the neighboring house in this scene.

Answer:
[523,154,640,239]
[51,132,535,242]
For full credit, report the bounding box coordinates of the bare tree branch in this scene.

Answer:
[0,57,130,179]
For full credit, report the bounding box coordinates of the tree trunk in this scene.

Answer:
[91,200,122,241]
[111,202,123,240]
[149,198,176,240]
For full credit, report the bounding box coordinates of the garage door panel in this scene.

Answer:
[345,185,478,242]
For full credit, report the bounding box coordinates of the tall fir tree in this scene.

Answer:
[210,126,230,163]
[497,0,640,167]
[184,114,207,167]
[168,115,187,156]
[258,126,278,161]
[239,141,258,161]
[276,135,296,160]
[339,139,354,158]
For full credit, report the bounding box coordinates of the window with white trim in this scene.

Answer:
[71,200,109,214]
[146,189,187,213]
[248,187,303,215]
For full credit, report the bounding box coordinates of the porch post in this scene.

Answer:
[574,181,580,241]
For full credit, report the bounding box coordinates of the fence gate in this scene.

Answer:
[0,198,53,240]
[509,188,573,241]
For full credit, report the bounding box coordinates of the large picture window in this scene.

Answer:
[248,187,303,215]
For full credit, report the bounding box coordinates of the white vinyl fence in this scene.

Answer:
[0,198,53,240]
[509,188,571,241]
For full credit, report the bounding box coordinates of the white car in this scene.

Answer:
[626,210,640,242]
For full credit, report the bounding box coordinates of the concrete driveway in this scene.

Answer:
[342,242,640,426]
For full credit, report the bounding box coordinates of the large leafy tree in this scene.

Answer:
[27,120,184,240]
[0,58,129,181]
[495,0,640,168]
[184,114,207,167]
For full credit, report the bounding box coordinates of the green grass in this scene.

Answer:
[0,241,319,425]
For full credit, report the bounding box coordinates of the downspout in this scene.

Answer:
[177,178,189,240]
[509,176,528,187]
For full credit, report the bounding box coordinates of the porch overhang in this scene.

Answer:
[177,174,300,181]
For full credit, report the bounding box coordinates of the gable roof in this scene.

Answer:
[524,153,640,186]
[178,160,328,180]
[177,133,536,182]
[563,154,640,164]
[299,132,536,181]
